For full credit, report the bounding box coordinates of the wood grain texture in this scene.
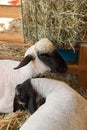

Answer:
[0,32,24,43]
[0,5,21,18]
[68,44,87,88]
[79,45,87,65]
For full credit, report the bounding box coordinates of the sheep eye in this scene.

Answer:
[40,53,49,56]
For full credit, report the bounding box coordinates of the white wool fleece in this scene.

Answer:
[0,38,54,113]
[25,38,56,56]
[0,60,37,113]
[20,78,87,130]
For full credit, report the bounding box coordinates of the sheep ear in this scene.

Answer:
[14,55,35,69]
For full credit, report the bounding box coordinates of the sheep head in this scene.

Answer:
[14,78,45,114]
[14,38,68,74]
[13,79,38,114]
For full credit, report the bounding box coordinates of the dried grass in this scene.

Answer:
[0,111,30,130]
[0,43,28,60]
[0,19,22,33]
[22,0,87,48]
[7,19,23,33]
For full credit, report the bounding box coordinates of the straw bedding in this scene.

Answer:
[0,111,30,130]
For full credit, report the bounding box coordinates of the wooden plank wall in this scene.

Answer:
[0,5,21,18]
[0,5,24,44]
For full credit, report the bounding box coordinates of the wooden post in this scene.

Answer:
[67,43,87,88]
[0,4,24,44]
[77,44,87,88]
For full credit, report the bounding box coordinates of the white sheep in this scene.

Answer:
[0,38,67,113]
[18,78,87,130]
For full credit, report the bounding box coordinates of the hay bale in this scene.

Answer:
[22,0,87,48]
[0,111,30,130]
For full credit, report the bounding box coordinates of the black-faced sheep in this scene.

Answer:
[0,38,67,113]
[14,78,87,130]
[13,78,45,113]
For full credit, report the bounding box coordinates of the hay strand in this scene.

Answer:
[22,0,87,48]
[0,111,30,130]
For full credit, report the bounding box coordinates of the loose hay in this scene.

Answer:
[0,43,28,60]
[22,0,87,48]
[0,111,30,130]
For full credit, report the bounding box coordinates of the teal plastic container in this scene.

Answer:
[57,49,79,62]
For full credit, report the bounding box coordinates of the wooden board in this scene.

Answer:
[67,64,78,74]
[0,40,32,46]
[79,45,87,65]
[67,44,87,88]
[0,32,24,43]
[0,5,21,18]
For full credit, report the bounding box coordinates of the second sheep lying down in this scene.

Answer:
[14,78,87,130]
[0,38,67,113]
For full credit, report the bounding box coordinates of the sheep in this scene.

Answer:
[15,78,87,130]
[13,77,45,113]
[0,38,68,113]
